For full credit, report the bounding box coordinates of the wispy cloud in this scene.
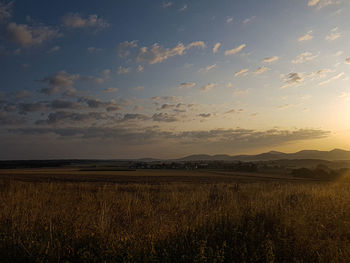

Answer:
[133,86,144,91]
[137,41,205,64]
[104,88,118,93]
[318,72,344,86]
[226,17,233,24]
[47,46,61,53]
[201,83,216,92]
[225,44,246,56]
[213,42,221,53]
[199,64,216,73]
[263,56,279,63]
[308,0,340,9]
[234,68,249,77]
[242,16,255,24]
[281,73,304,89]
[339,92,350,100]
[292,52,318,64]
[162,2,173,8]
[117,66,130,75]
[178,82,196,89]
[62,13,109,29]
[298,30,313,41]
[254,66,270,75]
[87,46,103,53]
[179,4,188,12]
[326,27,341,41]
[278,104,293,110]
[117,40,138,58]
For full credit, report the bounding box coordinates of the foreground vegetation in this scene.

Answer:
[0,172,350,262]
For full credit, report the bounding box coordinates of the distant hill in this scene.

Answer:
[179,149,350,161]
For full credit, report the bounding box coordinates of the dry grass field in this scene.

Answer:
[0,168,349,262]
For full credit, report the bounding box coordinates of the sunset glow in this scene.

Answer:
[1,0,350,159]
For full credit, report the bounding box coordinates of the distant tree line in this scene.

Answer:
[291,165,348,180]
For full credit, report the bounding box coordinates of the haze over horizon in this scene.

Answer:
[1,0,350,159]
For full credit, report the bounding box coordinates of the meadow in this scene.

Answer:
[0,168,349,262]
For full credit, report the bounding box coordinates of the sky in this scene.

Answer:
[0,0,350,159]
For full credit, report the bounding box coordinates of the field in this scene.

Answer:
[0,168,350,262]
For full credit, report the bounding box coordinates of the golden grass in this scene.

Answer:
[0,171,349,262]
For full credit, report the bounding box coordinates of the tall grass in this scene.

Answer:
[0,179,349,262]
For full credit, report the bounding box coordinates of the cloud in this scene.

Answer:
[87,46,103,53]
[326,27,341,41]
[152,112,178,122]
[179,4,188,12]
[308,0,340,9]
[158,104,175,111]
[123,113,149,121]
[345,58,350,64]
[133,86,144,91]
[40,86,77,97]
[137,41,205,64]
[162,2,173,8]
[137,65,144,72]
[318,72,344,86]
[6,22,61,47]
[308,0,320,6]
[254,66,270,75]
[242,16,255,24]
[35,111,111,125]
[198,113,211,118]
[39,70,109,95]
[117,40,138,58]
[226,17,233,24]
[232,89,248,96]
[309,68,334,79]
[225,44,246,56]
[225,108,244,114]
[234,68,249,77]
[199,64,216,73]
[278,104,293,110]
[49,99,81,110]
[78,97,118,110]
[0,111,25,125]
[262,56,279,63]
[281,73,304,89]
[104,88,118,93]
[201,83,216,92]
[213,42,221,53]
[292,52,318,64]
[47,45,61,53]
[298,30,313,41]
[0,1,13,22]
[151,96,179,102]
[18,102,49,114]
[339,92,350,100]
[11,127,330,150]
[40,71,79,88]
[117,66,130,75]
[10,90,32,99]
[178,82,196,89]
[62,13,109,29]
[10,97,121,115]
[187,41,206,49]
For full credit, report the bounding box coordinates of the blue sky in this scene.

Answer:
[0,0,350,159]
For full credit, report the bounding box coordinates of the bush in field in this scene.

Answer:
[291,166,348,180]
